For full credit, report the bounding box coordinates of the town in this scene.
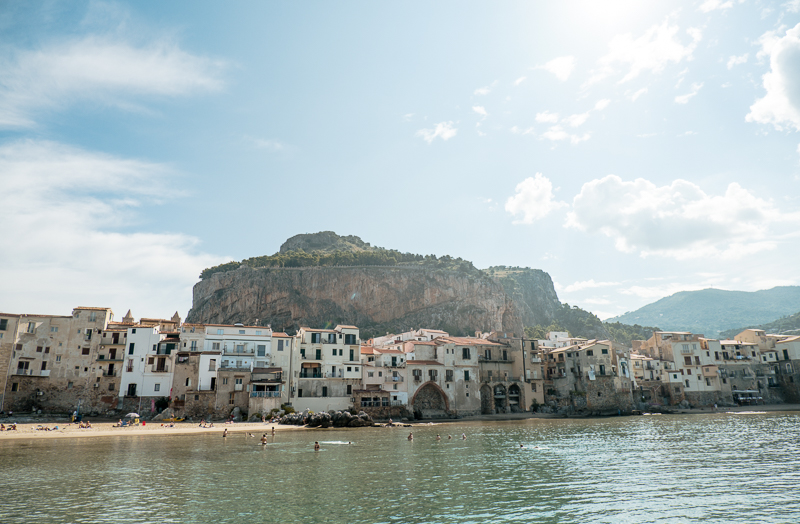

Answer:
[2,306,799,421]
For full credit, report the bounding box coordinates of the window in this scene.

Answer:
[229,392,235,405]
[0,319,7,330]
[368,371,374,377]
[209,359,216,371]
[154,384,161,392]
[298,389,303,398]
[347,385,352,394]
[687,369,692,375]
[194,395,199,401]
[278,340,284,351]
[315,349,321,360]
[322,386,328,397]
[685,379,690,387]
[235,378,243,386]
[601,348,608,355]
[684,356,692,365]
[128,343,135,355]
[446,370,454,382]
[55,355,61,362]
[239,330,245,334]
[332,348,337,356]
[41,361,47,371]
[50,326,58,333]
[694,356,701,365]
[44,347,49,354]
[67,381,74,389]
[81,347,90,355]
[108,383,115,391]
[190,340,198,351]
[36,346,42,352]
[27,322,36,333]
[256,330,262,335]
[311,333,321,343]
[347,366,352,372]
[599,365,606,375]
[185,378,191,387]
[11,382,18,392]
[531,383,537,392]
[345,334,356,345]
[462,347,471,359]
[586,350,594,356]
[217,329,224,335]
[223,378,229,385]
[429,369,438,381]
[464,370,470,381]
[212,342,220,351]
[350,349,355,361]
[339,349,343,356]
[257,345,266,357]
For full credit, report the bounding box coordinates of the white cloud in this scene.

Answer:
[621,282,708,300]
[786,0,800,13]
[541,126,591,144]
[0,139,225,317]
[675,82,704,104]
[587,18,702,85]
[595,99,611,111]
[535,111,560,123]
[630,88,649,101]
[472,106,488,118]
[538,56,576,81]
[747,24,800,131]
[563,279,621,293]
[514,76,527,86]
[563,113,590,127]
[505,173,569,224]
[565,175,800,259]
[416,121,458,143]
[510,126,535,135]
[474,81,498,96]
[699,0,733,12]
[245,136,286,151]
[0,35,224,128]
[727,53,749,69]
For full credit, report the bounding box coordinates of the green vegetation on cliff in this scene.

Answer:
[199,250,479,280]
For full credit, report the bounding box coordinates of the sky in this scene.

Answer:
[2,0,800,322]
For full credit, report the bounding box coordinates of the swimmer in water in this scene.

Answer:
[314,441,320,451]
[461,433,466,440]
[436,434,441,441]
[408,432,413,441]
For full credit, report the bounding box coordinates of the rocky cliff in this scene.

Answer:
[487,267,561,328]
[187,265,524,337]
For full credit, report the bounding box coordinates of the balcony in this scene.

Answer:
[250,391,281,398]
[384,375,404,383]
[97,356,124,362]
[150,365,170,373]
[13,369,50,377]
[479,356,514,363]
[234,384,243,391]
[223,347,255,355]
[299,373,323,379]
[102,371,117,377]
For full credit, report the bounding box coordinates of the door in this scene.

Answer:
[127,383,137,396]
[107,363,115,376]
[210,377,216,391]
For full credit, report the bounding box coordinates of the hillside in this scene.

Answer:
[718,310,800,339]
[608,287,800,338]
[190,231,661,345]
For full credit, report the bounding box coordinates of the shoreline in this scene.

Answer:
[2,403,799,441]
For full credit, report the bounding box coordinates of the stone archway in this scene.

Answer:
[480,384,493,414]
[411,382,450,418]
[508,384,521,412]
[493,384,507,413]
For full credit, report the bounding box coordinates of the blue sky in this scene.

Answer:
[2,0,800,322]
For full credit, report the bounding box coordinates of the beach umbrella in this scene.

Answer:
[126,412,140,418]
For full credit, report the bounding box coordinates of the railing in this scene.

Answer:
[223,348,255,354]
[14,369,50,377]
[299,373,323,379]
[481,375,521,382]
[198,385,215,391]
[219,365,251,371]
[384,375,404,383]
[250,391,281,398]
[102,371,117,377]
[150,365,170,373]
[479,356,514,363]
[360,400,390,408]
[97,356,124,362]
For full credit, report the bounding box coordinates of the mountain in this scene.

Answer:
[718,310,800,339]
[607,287,800,338]
[188,231,660,345]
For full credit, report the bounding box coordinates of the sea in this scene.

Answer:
[1,412,799,523]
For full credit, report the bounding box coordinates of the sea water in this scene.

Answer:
[1,413,799,523]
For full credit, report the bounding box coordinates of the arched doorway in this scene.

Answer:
[493,384,507,413]
[411,382,449,419]
[508,384,521,412]
[480,384,493,414]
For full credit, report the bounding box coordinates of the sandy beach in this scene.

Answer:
[0,419,310,441]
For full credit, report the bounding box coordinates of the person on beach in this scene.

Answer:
[314,441,320,451]
[408,432,413,441]
[223,428,228,438]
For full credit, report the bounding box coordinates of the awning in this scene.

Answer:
[301,362,320,368]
